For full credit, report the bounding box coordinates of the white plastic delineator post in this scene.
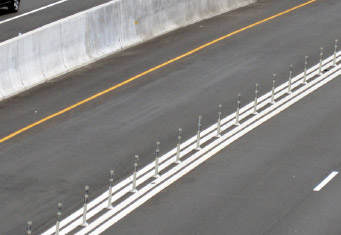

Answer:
[107,170,114,209]
[81,186,89,226]
[216,104,222,137]
[27,221,32,235]
[288,64,293,92]
[131,155,139,193]
[175,128,182,164]
[303,56,308,84]
[271,74,276,104]
[319,47,324,74]
[253,84,259,115]
[234,93,241,126]
[333,39,338,66]
[195,116,202,150]
[154,142,160,178]
[55,203,62,235]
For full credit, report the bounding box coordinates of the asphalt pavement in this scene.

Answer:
[104,70,341,235]
[0,0,111,42]
[0,0,341,234]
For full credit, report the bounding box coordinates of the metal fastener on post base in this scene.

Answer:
[27,221,32,235]
[131,155,139,193]
[55,203,62,235]
[319,47,324,75]
[216,105,222,137]
[81,186,89,226]
[154,142,160,178]
[270,74,276,104]
[253,84,259,115]
[107,170,114,209]
[234,93,241,126]
[333,39,338,67]
[195,116,202,151]
[175,128,182,164]
[288,65,293,92]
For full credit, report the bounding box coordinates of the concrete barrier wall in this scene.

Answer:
[0,0,255,100]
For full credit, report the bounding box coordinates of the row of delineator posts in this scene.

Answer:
[26,39,339,235]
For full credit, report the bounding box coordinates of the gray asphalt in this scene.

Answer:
[104,70,341,235]
[0,0,111,42]
[0,0,340,234]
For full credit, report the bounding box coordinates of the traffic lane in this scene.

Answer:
[0,0,314,138]
[1,0,339,140]
[0,0,111,42]
[0,0,60,18]
[104,75,341,235]
[1,0,341,234]
[268,173,341,235]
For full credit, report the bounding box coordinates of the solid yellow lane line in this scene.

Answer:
[0,0,317,143]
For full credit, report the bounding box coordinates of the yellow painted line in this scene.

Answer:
[0,0,316,143]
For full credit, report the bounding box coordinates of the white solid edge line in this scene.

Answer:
[0,0,69,25]
[89,67,341,235]
[313,171,339,192]
[41,52,341,235]
[80,64,341,234]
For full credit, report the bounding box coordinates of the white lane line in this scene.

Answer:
[41,52,341,235]
[0,0,69,25]
[313,171,338,192]
[79,62,341,234]
[89,66,341,235]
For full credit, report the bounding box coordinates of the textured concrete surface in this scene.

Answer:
[0,0,255,100]
[0,0,340,234]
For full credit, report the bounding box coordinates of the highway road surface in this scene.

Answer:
[104,68,341,235]
[0,0,340,234]
[0,0,110,42]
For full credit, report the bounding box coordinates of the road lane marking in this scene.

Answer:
[313,171,338,191]
[0,0,317,143]
[0,0,70,25]
[84,58,341,235]
[41,50,339,235]
[41,50,341,235]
